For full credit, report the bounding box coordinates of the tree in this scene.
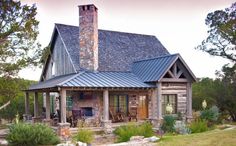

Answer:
[0,0,41,111]
[0,0,41,77]
[215,64,236,121]
[0,78,42,121]
[196,2,236,62]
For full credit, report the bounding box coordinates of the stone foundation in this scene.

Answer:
[101,120,113,134]
[23,114,32,122]
[42,119,52,126]
[32,117,42,123]
[57,123,70,137]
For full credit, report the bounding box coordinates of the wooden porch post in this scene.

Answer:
[45,92,50,120]
[25,92,30,115]
[60,89,67,123]
[103,89,109,121]
[157,82,162,120]
[34,92,39,118]
[186,82,193,121]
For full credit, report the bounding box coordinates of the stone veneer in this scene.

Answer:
[79,4,98,71]
[71,91,102,126]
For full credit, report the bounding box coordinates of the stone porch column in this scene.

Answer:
[186,82,193,122]
[157,82,162,121]
[33,92,41,123]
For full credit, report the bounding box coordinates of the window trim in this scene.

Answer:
[162,94,178,115]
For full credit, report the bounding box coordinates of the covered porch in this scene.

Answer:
[24,72,162,131]
[24,87,156,127]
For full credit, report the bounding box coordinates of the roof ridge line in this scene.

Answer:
[55,23,157,37]
[133,53,179,63]
[57,71,85,86]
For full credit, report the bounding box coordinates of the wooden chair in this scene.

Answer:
[109,109,120,122]
[128,107,138,122]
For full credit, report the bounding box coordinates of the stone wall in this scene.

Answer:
[79,4,98,71]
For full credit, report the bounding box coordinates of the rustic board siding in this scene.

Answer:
[162,83,187,115]
[45,35,76,80]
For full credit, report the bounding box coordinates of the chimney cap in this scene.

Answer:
[78,4,98,11]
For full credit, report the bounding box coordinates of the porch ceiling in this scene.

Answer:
[27,71,155,92]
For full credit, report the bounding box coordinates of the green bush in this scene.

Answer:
[6,123,60,146]
[161,115,176,133]
[73,129,94,144]
[114,122,154,142]
[189,119,208,133]
[201,106,220,126]
[174,121,191,135]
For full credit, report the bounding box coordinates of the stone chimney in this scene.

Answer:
[79,4,98,71]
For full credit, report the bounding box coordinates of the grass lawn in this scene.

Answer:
[157,128,236,146]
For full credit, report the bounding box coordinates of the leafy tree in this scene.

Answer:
[192,78,216,111]
[0,0,42,111]
[196,2,236,62]
[0,0,41,77]
[0,78,43,122]
[215,64,236,121]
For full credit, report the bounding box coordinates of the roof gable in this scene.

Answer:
[54,24,169,71]
[132,54,197,82]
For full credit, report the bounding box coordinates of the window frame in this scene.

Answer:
[162,94,178,115]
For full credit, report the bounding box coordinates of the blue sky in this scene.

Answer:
[20,0,235,80]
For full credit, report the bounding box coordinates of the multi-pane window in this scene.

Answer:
[109,95,128,115]
[162,94,177,114]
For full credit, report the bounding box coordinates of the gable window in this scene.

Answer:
[52,62,55,76]
[162,94,177,114]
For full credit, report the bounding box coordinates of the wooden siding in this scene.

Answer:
[162,83,187,114]
[45,35,76,80]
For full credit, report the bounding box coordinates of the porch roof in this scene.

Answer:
[28,71,155,91]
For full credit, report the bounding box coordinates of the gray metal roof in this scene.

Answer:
[132,54,197,82]
[54,24,169,72]
[132,54,178,82]
[29,72,155,90]
[29,73,76,90]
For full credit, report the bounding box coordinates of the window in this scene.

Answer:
[162,94,177,114]
[109,95,128,115]
[66,96,73,111]
[52,61,56,76]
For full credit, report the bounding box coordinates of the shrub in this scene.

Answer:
[200,106,220,126]
[189,119,208,133]
[138,122,154,137]
[161,115,176,133]
[174,121,191,134]
[6,123,60,146]
[73,129,94,144]
[114,122,154,142]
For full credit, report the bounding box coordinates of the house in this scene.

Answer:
[24,4,196,130]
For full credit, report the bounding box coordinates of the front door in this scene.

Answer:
[138,95,148,119]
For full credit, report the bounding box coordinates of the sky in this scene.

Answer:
[19,0,235,81]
